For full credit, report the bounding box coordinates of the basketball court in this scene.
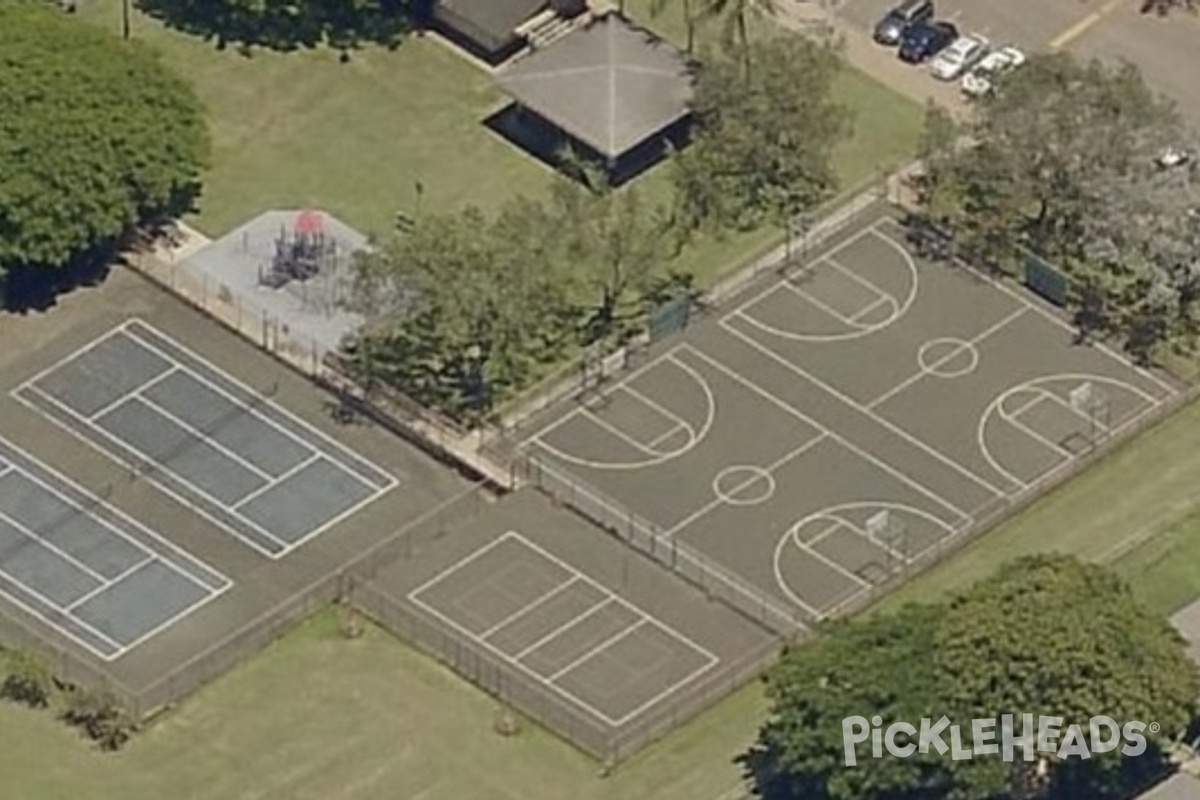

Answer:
[520,209,1179,622]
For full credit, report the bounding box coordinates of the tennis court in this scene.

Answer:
[520,208,1180,623]
[0,435,230,660]
[13,319,397,558]
[409,529,719,727]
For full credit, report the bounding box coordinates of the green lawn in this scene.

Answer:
[0,610,766,800]
[79,1,920,288]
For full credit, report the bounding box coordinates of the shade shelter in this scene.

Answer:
[493,12,694,183]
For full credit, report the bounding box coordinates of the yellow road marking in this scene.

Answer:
[1048,0,1124,50]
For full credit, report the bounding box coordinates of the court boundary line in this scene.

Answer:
[478,575,582,640]
[720,313,1008,502]
[16,382,290,557]
[0,436,232,661]
[527,348,716,471]
[121,319,399,491]
[408,530,720,728]
[733,224,919,343]
[14,323,399,559]
[682,345,973,527]
[874,217,1181,400]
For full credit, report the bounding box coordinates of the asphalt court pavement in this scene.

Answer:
[522,207,1180,622]
[14,319,397,558]
[408,529,719,726]
[0,435,229,660]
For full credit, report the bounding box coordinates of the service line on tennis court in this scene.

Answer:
[866,306,1028,410]
[716,318,1008,503]
[681,345,973,528]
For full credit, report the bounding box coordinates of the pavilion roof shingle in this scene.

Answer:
[495,13,693,159]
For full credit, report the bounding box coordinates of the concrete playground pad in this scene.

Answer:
[518,204,1180,624]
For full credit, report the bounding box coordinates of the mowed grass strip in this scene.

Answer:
[0,611,765,800]
[79,1,921,289]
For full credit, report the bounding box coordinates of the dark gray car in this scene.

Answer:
[873,0,935,45]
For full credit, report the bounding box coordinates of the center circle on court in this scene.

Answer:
[918,337,979,379]
[713,465,775,506]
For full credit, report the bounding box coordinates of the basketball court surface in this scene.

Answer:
[520,209,1180,623]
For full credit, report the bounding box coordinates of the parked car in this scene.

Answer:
[930,33,989,80]
[961,46,1026,96]
[1157,147,1194,169]
[898,20,958,63]
[873,0,935,45]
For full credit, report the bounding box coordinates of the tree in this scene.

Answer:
[550,171,678,344]
[135,0,413,53]
[0,3,209,307]
[915,52,1200,358]
[673,37,851,234]
[751,555,1199,800]
[346,199,575,424]
[934,556,1198,798]
[650,0,776,66]
[1,650,55,709]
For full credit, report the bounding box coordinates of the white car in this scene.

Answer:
[960,46,1026,97]
[930,34,989,81]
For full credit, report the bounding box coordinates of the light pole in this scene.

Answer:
[122,0,131,40]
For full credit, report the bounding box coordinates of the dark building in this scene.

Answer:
[431,0,587,63]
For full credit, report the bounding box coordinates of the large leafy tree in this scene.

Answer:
[136,0,413,52]
[751,555,1198,800]
[0,2,209,305]
[915,52,1199,360]
[673,36,851,234]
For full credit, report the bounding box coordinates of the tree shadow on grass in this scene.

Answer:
[134,0,420,56]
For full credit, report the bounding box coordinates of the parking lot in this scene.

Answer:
[832,0,1200,128]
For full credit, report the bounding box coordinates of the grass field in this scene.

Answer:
[0,610,765,800]
[77,1,921,287]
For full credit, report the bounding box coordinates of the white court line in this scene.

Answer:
[647,424,687,449]
[841,520,913,565]
[720,316,1007,500]
[119,319,399,491]
[65,558,154,611]
[875,218,1181,399]
[662,431,829,539]
[1039,389,1113,433]
[548,620,647,681]
[801,519,844,549]
[0,507,113,585]
[683,344,973,526]
[18,384,288,556]
[0,436,232,590]
[849,296,890,323]
[822,255,892,300]
[620,383,694,437]
[580,407,671,457]
[1002,397,1075,458]
[1006,392,1046,419]
[514,599,614,660]
[135,391,275,483]
[86,365,180,423]
[409,531,719,728]
[866,307,1028,410]
[232,453,324,511]
[790,530,870,589]
[777,281,871,330]
[0,578,123,654]
[731,225,882,320]
[478,576,582,640]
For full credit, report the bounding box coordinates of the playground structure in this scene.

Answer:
[254,209,355,318]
